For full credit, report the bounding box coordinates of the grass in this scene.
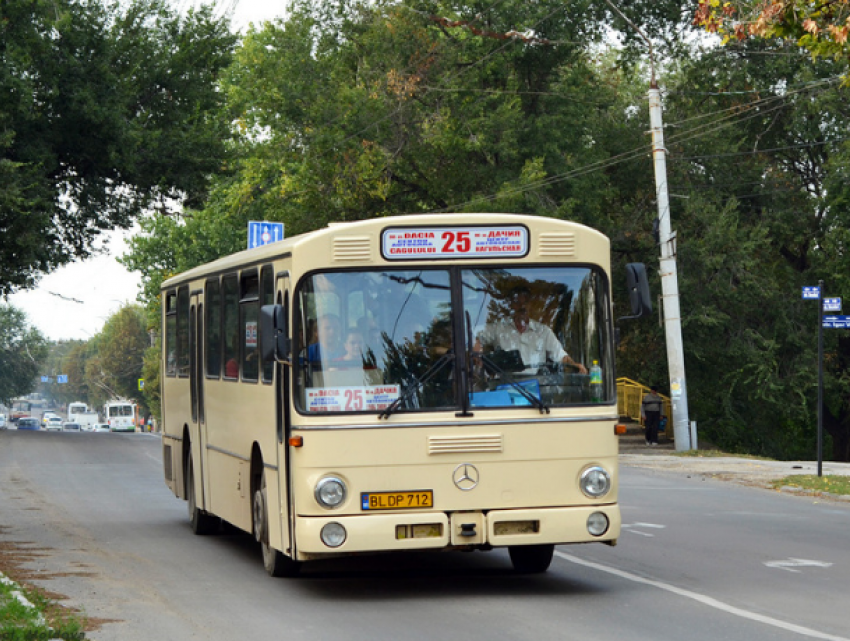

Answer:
[672,449,772,460]
[771,475,850,496]
[0,574,86,640]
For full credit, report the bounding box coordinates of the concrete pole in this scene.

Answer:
[648,84,693,451]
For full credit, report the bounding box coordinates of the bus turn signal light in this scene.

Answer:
[289,436,303,447]
[615,424,627,435]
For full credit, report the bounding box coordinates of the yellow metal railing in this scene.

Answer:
[617,377,673,435]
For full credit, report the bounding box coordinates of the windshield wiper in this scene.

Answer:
[473,352,550,414]
[378,352,455,419]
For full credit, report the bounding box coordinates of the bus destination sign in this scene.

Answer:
[381,225,529,260]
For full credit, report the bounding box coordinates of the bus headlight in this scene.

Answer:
[315,476,347,509]
[321,522,347,548]
[579,466,611,498]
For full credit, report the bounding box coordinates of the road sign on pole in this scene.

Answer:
[822,315,850,328]
[248,221,284,249]
[823,298,842,312]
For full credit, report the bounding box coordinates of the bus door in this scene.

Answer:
[273,272,295,558]
[189,291,210,510]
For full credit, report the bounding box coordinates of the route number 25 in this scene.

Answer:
[441,231,471,253]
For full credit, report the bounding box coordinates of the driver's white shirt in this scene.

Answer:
[478,320,568,372]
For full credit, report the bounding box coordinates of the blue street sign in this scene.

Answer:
[41,376,49,383]
[822,315,850,329]
[248,221,285,249]
[57,375,68,384]
[823,297,842,312]
[802,286,820,300]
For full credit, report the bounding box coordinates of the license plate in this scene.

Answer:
[361,490,433,511]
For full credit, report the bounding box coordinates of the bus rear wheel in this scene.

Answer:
[186,456,219,535]
[508,544,555,574]
[253,470,301,578]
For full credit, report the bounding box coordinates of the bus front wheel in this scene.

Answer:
[508,544,555,574]
[253,470,301,578]
[186,456,219,535]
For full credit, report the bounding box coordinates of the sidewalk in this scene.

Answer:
[620,442,850,499]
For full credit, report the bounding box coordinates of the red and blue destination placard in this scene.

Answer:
[381,225,529,260]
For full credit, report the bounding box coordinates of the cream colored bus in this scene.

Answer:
[160,213,650,577]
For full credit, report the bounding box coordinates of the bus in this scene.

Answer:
[68,402,99,429]
[104,400,136,432]
[159,213,651,577]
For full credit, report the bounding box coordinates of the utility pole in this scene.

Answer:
[604,0,693,449]
[649,85,693,451]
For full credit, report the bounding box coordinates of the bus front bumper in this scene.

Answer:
[294,505,620,557]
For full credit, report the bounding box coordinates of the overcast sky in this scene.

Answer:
[7,1,288,342]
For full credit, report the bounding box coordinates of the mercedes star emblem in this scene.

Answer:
[452,463,480,491]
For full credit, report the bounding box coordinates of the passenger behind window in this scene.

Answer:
[331,330,365,367]
[307,314,344,365]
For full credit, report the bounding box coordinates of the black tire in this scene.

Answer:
[186,456,219,535]
[508,544,555,574]
[253,469,301,578]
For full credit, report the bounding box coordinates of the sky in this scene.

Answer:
[7,1,286,342]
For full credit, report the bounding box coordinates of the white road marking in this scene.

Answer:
[764,558,834,573]
[555,551,849,641]
[622,522,666,537]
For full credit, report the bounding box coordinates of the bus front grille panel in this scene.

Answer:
[428,434,503,455]
[538,232,575,256]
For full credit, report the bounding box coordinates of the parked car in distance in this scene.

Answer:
[41,412,60,426]
[45,417,64,431]
[16,418,40,430]
[93,423,111,433]
[62,422,82,432]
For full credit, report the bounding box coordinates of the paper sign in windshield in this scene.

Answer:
[381,226,528,260]
[306,385,401,412]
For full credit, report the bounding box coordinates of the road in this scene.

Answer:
[1,431,849,641]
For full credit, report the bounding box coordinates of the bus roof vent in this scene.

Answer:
[538,232,575,257]
[333,235,372,262]
[428,434,503,455]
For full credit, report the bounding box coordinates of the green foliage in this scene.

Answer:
[0,0,237,296]
[117,0,850,462]
[85,305,149,410]
[0,305,48,404]
[0,575,85,640]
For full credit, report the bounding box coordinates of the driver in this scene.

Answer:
[476,286,587,374]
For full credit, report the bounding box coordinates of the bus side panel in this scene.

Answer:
[203,380,276,533]
[162,377,192,500]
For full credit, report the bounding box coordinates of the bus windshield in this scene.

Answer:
[294,265,611,414]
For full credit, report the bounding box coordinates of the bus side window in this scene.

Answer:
[260,265,274,383]
[222,274,239,379]
[164,290,177,377]
[176,286,190,377]
[241,270,260,382]
[205,278,222,378]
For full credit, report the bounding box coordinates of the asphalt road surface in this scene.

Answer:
[1,430,849,641]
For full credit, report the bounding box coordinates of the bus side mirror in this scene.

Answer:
[260,304,292,362]
[623,263,652,320]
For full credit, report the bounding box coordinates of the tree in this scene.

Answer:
[0,305,48,404]
[638,41,850,460]
[0,0,237,296]
[84,305,149,412]
[694,0,850,62]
